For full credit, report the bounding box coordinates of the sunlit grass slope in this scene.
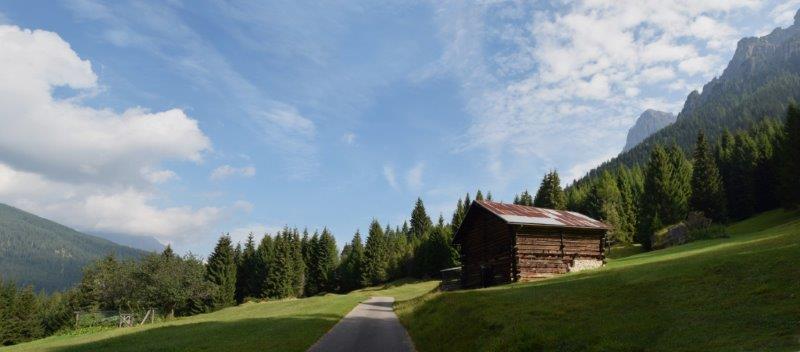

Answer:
[397,210,800,352]
[5,280,438,352]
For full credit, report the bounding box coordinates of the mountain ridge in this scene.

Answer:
[0,203,149,292]
[574,9,800,185]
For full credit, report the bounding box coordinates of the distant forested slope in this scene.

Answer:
[578,12,800,183]
[0,203,148,292]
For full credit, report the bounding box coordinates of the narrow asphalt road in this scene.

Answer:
[307,296,415,352]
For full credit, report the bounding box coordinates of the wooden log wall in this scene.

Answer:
[514,226,604,280]
[459,206,515,288]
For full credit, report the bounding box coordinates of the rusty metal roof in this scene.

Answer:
[476,200,610,230]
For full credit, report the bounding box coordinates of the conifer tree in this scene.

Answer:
[264,230,293,298]
[728,133,759,219]
[637,146,671,250]
[409,198,432,241]
[666,145,692,222]
[289,229,305,297]
[362,219,388,285]
[206,234,237,308]
[779,104,800,207]
[534,170,567,209]
[339,231,364,291]
[235,233,259,302]
[475,190,484,201]
[486,191,493,201]
[690,131,727,221]
[255,234,274,297]
[314,228,339,293]
[305,232,320,295]
[515,190,533,206]
[451,198,465,231]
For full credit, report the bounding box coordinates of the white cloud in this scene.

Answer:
[141,168,178,184]
[210,165,256,180]
[406,163,424,191]
[678,55,720,75]
[0,26,211,185]
[0,163,221,242]
[383,165,398,190]
[62,1,318,179]
[640,66,676,83]
[0,25,220,244]
[427,0,759,187]
[771,0,800,26]
[342,132,356,145]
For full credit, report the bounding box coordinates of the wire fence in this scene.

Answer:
[74,308,159,328]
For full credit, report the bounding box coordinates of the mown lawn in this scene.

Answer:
[4,280,438,352]
[396,210,800,352]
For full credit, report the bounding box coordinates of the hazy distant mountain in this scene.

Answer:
[0,203,148,292]
[577,9,800,181]
[622,109,676,152]
[90,231,165,252]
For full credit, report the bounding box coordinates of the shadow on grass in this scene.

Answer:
[46,314,342,352]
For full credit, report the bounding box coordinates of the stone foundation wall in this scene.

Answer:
[569,259,604,272]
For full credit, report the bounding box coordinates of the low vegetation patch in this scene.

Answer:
[4,280,438,352]
[397,210,800,352]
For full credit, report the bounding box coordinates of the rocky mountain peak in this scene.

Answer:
[622,109,676,152]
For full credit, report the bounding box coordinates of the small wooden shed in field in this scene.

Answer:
[453,200,609,288]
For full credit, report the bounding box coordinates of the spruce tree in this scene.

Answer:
[690,131,727,221]
[451,198,465,231]
[315,228,339,293]
[255,234,274,297]
[637,146,671,250]
[515,190,533,206]
[728,133,759,219]
[264,230,293,298]
[409,198,432,241]
[235,233,259,302]
[206,234,237,308]
[666,144,692,223]
[362,219,388,285]
[475,190,484,201]
[289,229,305,297]
[339,231,364,291]
[534,170,567,209]
[779,104,800,207]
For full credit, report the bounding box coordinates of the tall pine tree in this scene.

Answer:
[206,234,237,308]
[690,131,727,221]
[779,104,800,207]
[533,170,567,209]
[362,219,388,286]
[409,198,432,242]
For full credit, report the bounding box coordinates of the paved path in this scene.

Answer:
[307,296,415,352]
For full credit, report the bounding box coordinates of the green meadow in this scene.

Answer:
[396,210,800,352]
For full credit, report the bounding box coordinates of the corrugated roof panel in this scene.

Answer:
[499,215,564,226]
[476,200,610,230]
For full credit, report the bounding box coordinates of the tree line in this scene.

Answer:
[0,195,467,345]
[564,105,800,249]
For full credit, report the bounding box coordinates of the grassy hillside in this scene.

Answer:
[0,203,148,292]
[3,280,439,352]
[396,210,800,351]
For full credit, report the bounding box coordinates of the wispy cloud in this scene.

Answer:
[63,0,319,179]
[383,165,398,190]
[406,162,425,191]
[211,165,256,180]
[426,0,761,188]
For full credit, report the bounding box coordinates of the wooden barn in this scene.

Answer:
[453,200,609,288]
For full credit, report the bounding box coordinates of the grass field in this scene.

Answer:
[4,280,438,352]
[396,209,800,352]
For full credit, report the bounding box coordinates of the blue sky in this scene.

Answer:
[0,0,797,255]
